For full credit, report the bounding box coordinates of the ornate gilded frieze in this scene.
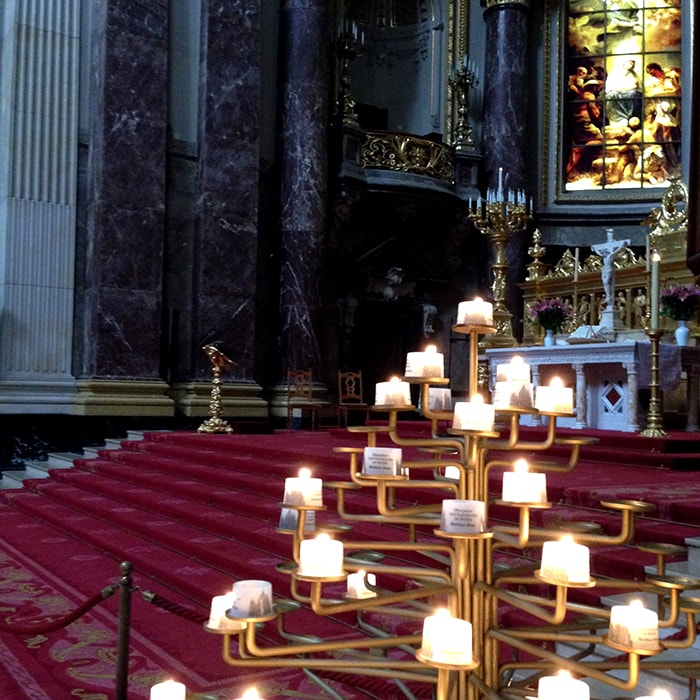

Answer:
[360,131,455,183]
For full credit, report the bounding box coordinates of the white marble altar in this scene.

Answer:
[486,342,700,432]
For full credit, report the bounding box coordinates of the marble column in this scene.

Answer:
[278,0,330,382]
[0,1,80,413]
[481,0,531,340]
[573,362,588,429]
[77,0,173,415]
[169,0,267,419]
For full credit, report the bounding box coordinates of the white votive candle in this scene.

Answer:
[235,689,264,700]
[635,691,671,700]
[299,533,344,577]
[452,394,494,432]
[375,376,411,406]
[405,345,445,378]
[346,569,377,598]
[497,356,530,382]
[229,580,273,618]
[501,459,547,503]
[421,608,473,665]
[457,296,493,326]
[150,680,186,700]
[538,670,589,700]
[540,535,590,584]
[609,599,659,651]
[440,499,486,534]
[208,592,242,630]
[535,377,574,414]
[282,467,323,506]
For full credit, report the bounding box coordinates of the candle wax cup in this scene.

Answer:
[422,612,473,665]
[501,471,547,503]
[609,603,659,650]
[453,400,495,431]
[299,536,344,577]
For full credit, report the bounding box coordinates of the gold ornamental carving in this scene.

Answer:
[361,131,455,183]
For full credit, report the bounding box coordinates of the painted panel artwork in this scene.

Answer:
[565,1,682,192]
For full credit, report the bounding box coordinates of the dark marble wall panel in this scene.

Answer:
[79,0,169,379]
[189,0,262,382]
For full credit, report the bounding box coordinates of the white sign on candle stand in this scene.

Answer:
[362,447,403,476]
[150,680,186,700]
[440,499,486,534]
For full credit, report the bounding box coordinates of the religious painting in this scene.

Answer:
[564,0,682,193]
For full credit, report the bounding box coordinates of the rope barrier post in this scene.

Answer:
[115,561,135,700]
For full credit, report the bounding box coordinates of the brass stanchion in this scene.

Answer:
[640,330,667,437]
[198,344,235,434]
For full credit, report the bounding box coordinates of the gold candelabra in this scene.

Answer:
[469,180,532,347]
[449,56,479,152]
[335,24,362,127]
[204,324,699,700]
[640,330,667,437]
[198,344,234,434]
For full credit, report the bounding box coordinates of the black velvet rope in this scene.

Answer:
[0,585,117,635]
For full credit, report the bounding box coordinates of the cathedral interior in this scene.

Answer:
[0,0,697,462]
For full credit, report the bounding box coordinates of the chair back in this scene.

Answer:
[338,370,365,405]
[287,369,314,401]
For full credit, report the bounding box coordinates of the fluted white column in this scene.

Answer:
[0,0,79,411]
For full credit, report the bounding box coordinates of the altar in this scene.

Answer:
[486,341,700,432]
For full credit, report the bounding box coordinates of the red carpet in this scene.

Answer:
[0,424,698,698]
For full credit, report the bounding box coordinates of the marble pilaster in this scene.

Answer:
[278,0,330,381]
[0,1,80,413]
[481,1,531,339]
[77,0,172,414]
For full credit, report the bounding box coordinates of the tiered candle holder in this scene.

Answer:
[206,300,700,700]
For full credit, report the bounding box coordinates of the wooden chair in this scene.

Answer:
[286,369,327,430]
[336,370,370,428]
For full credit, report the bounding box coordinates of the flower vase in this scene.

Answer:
[675,319,691,346]
[543,329,556,347]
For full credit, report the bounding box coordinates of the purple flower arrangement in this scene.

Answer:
[529,298,574,332]
[660,284,700,321]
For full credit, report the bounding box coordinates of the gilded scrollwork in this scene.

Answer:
[361,132,454,183]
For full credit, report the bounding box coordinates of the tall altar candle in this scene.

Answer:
[574,248,579,282]
[650,250,660,331]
